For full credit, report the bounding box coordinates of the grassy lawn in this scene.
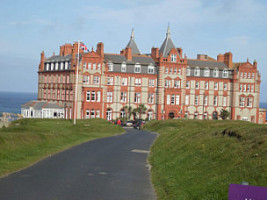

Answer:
[0,118,123,177]
[144,120,267,200]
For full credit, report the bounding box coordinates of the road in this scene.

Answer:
[0,128,157,200]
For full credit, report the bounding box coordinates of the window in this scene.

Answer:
[97,91,101,102]
[185,95,189,105]
[107,77,114,85]
[247,85,250,92]
[214,82,218,90]
[174,80,180,88]
[174,68,177,74]
[106,109,112,121]
[165,67,168,74]
[214,96,218,106]
[213,68,219,77]
[107,92,113,102]
[167,95,170,105]
[91,110,95,118]
[55,62,59,70]
[186,66,191,76]
[135,78,141,86]
[94,76,100,84]
[239,97,245,107]
[98,63,101,70]
[60,62,64,70]
[88,63,91,69]
[51,63,54,70]
[93,63,96,70]
[194,112,198,119]
[169,68,173,74]
[243,84,246,92]
[222,69,228,78]
[224,83,227,91]
[148,93,154,104]
[121,78,127,86]
[46,63,49,71]
[171,54,177,62]
[240,84,242,92]
[195,95,199,105]
[134,63,141,73]
[108,62,113,71]
[176,95,180,105]
[251,85,254,92]
[247,97,253,107]
[205,82,209,90]
[204,112,208,119]
[120,92,127,103]
[204,96,208,106]
[223,96,227,106]
[65,62,69,70]
[96,110,100,118]
[165,79,171,88]
[186,81,190,89]
[252,73,255,79]
[149,79,155,87]
[195,82,199,89]
[171,95,175,105]
[148,111,153,120]
[86,91,90,101]
[120,109,126,118]
[83,75,89,84]
[204,68,210,77]
[121,62,126,72]
[248,73,251,79]
[134,93,140,103]
[91,91,95,101]
[178,68,181,75]
[244,73,247,79]
[194,67,200,76]
[240,72,243,79]
[148,65,154,74]
[83,62,86,69]
[86,110,90,119]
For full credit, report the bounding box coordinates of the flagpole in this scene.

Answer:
[74,40,80,125]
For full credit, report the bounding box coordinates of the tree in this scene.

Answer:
[219,109,230,120]
[136,104,147,120]
[123,105,133,120]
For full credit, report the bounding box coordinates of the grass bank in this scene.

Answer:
[144,120,267,200]
[0,118,123,177]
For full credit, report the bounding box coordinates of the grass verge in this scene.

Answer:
[144,120,267,200]
[0,118,123,177]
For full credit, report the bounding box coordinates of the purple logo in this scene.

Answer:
[229,184,267,200]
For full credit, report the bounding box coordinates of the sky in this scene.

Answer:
[0,0,266,102]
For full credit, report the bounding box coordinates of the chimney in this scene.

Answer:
[253,60,257,69]
[177,48,183,58]
[125,47,132,61]
[224,52,233,68]
[60,46,64,56]
[39,51,45,71]
[197,54,208,60]
[96,42,104,57]
[151,47,159,59]
[120,49,125,55]
[217,54,224,62]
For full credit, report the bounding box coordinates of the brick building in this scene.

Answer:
[37,27,266,124]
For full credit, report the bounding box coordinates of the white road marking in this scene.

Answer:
[131,149,150,154]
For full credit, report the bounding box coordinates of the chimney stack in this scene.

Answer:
[96,42,104,57]
[39,51,45,71]
[151,47,159,60]
[125,47,132,61]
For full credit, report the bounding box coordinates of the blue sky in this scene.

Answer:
[0,0,266,102]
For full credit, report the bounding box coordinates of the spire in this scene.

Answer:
[131,29,135,40]
[126,28,140,55]
[159,24,176,57]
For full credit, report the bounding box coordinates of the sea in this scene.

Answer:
[0,91,37,114]
[0,91,266,119]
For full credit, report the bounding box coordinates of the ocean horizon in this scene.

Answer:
[0,91,266,119]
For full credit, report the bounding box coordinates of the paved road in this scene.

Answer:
[0,128,157,200]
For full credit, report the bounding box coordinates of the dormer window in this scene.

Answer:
[51,63,54,70]
[186,66,191,76]
[108,62,113,71]
[194,67,200,76]
[55,62,59,70]
[222,69,228,78]
[121,62,126,72]
[65,62,69,70]
[213,68,219,77]
[204,67,210,77]
[148,65,154,74]
[134,63,141,73]
[46,63,49,71]
[60,62,64,70]
[171,54,177,62]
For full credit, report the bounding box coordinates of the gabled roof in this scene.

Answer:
[126,29,140,55]
[104,54,155,65]
[159,25,176,57]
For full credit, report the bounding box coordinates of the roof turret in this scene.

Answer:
[159,24,176,57]
[126,29,140,55]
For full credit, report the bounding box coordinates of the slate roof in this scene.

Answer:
[126,29,140,55]
[104,54,155,65]
[159,25,176,57]
[187,59,229,69]
[21,101,63,110]
[45,55,72,63]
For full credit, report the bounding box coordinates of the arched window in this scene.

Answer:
[213,68,219,77]
[204,67,210,77]
[106,109,112,121]
[120,109,126,119]
[194,67,200,76]
[148,110,153,120]
[134,63,141,73]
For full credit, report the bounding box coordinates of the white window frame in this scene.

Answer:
[214,82,218,90]
[107,77,114,85]
[176,95,180,105]
[222,69,228,78]
[107,92,113,103]
[149,79,155,87]
[134,93,141,103]
[204,96,208,106]
[205,82,209,90]
[186,66,191,76]
[121,77,127,86]
[214,96,218,106]
[213,68,219,77]
[195,95,199,105]
[134,63,141,73]
[94,76,100,84]
[97,91,101,102]
[148,65,154,74]
[167,95,170,105]
[171,54,177,62]
[194,67,200,76]
[135,78,141,86]
[204,68,210,77]
[185,95,189,105]
[86,91,90,102]
[171,95,175,105]
[196,81,199,89]
[223,96,227,106]
[108,62,113,71]
[121,62,126,72]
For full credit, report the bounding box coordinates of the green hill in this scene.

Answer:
[145,120,267,200]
